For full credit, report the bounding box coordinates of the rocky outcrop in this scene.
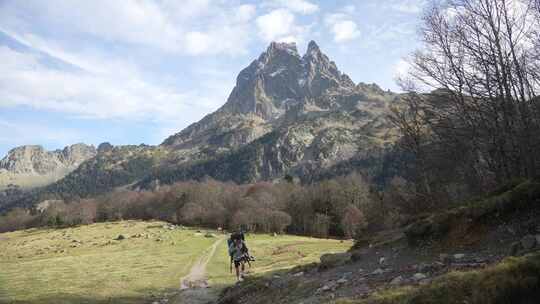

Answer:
[0,144,96,189]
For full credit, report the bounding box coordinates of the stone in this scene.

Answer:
[115,234,125,240]
[412,273,427,281]
[390,276,404,285]
[521,235,537,250]
[337,278,348,284]
[439,253,451,264]
[319,252,351,270]
[293,272,304,277]
[372,268,384,275]
[379,257,386,265]
[453,253,465,260]
[321,285,332,292]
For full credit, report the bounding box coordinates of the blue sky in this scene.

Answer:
[0,0,426,157]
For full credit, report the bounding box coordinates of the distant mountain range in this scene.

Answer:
[0,41,403,212]
[0,144,96,190]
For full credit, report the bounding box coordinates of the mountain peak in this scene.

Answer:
[266,41,299,57]
[307,40,320,54]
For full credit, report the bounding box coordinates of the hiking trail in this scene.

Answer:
[172,237,225,304]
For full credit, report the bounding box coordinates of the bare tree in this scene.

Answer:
[404,0,540,184]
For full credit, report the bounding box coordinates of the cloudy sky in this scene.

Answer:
[0,0,426,156]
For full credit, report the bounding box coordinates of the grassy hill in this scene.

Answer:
[0,221,351,304]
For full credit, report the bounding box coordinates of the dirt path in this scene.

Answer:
[173,237,225,304]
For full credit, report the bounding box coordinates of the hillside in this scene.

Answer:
[0,41,401,210]
[215,180,540,304]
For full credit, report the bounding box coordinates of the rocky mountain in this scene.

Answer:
[0,144,96,190]
[148,41,399,185]
[0,41,402,210]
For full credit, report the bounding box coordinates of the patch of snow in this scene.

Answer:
[270,67,286,77]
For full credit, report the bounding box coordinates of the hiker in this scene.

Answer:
[228,237,247,281]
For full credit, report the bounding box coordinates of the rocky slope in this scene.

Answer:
[215,180,540,304]
[1,41,402,209]
[0,144,96,190]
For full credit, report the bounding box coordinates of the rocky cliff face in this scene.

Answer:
[0,144,96,189]
[143,41,400,185]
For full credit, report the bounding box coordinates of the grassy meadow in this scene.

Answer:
[0,221,352,304]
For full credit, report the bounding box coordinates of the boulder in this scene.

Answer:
[412,273,428,282]
[115,235,125,241]
[371,268,384,275]
[439,253,451,264]
[389,275,404,285]
[521,235,537,250]
[379,257,386,265]
[453,253,465,260]
[319,252,351,270]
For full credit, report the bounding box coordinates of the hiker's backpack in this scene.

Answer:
[227,232,246,256]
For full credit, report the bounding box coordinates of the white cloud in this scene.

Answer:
[264,0,319,15]
[256,9,305,43]
[0,0,255,56]
[389,0,426,14]
[0,44,221,122]
[325,13,361,43]
[393,59,411,78]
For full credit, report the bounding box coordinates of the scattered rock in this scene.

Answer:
[115,235,125,241]
[321,285,331,292]
[371,268,384,275]
[412,273,428,282]
[389,275,404,285]
[521,235,537,250]
[439,253,451,264]
[319,252,351,270]
[453,253,465,260]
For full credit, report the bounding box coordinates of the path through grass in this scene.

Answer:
[0,221,352,304]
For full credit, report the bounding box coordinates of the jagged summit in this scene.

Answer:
[266,41,300,58]
[220,40,357,120]
[162,40,395,150]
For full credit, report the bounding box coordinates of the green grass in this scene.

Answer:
[0,221,352,304]
[207,234,352,287]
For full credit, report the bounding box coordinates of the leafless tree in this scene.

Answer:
[403,0,540,184]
